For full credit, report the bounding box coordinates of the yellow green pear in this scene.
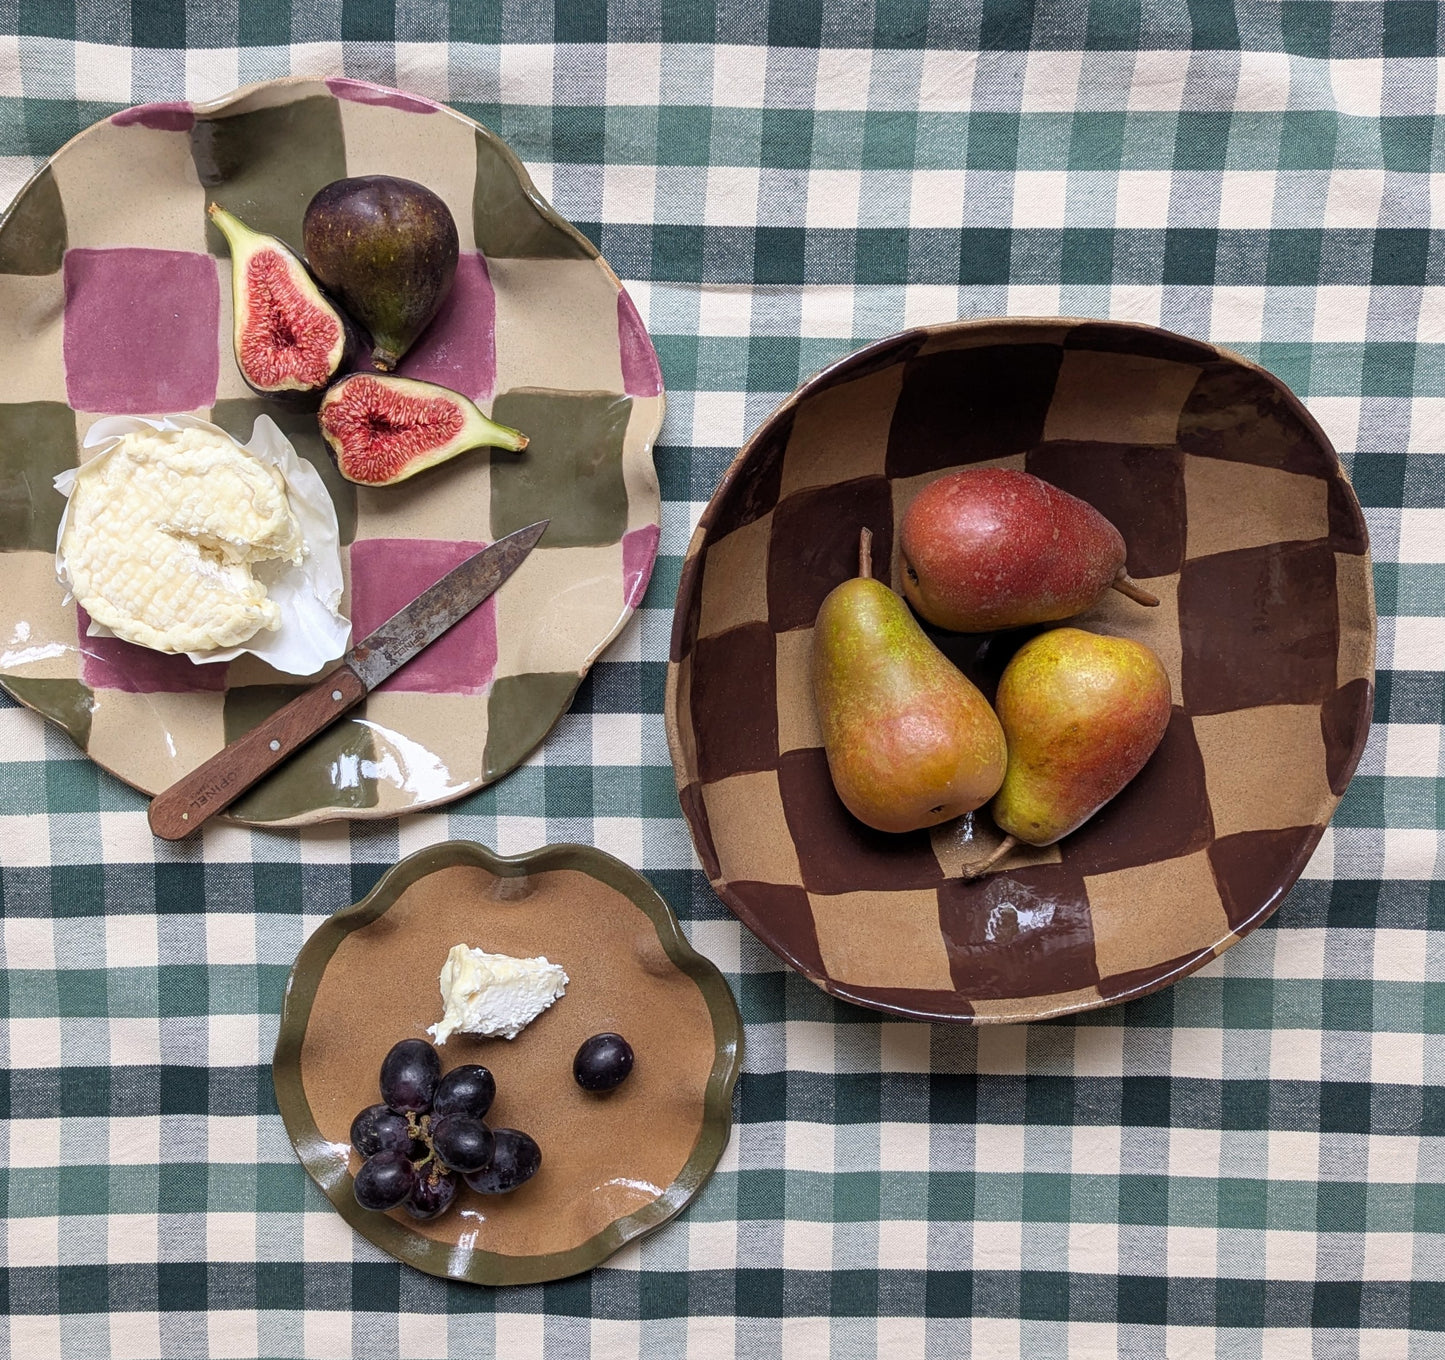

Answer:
[969,627,1170,875]
[812,530,1007,833]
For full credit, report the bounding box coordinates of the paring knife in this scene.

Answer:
[148,519,549,841]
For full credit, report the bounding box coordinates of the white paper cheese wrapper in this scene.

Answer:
[53,413,351,675]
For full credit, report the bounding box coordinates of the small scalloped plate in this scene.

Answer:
[273,841,742,1285]
[0,77,663,827]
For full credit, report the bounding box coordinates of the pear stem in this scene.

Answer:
[858,527,873,580]
[962,835,1018,881]
[1111,570,1159,607]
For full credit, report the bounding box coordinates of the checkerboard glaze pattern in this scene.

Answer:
[0,77,664,827]
[668,319,1374,1023]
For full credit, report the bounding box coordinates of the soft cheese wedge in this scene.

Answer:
[428,944,569,1043]
[59,426,303,653]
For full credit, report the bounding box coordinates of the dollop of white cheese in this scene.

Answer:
[428,944,569,1044]
[58,426,304,653]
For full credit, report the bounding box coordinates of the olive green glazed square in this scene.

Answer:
[0,402,80,550]
[0,167,67,275]
[489,391,632,548]
[0,675,93,750]
[223,686,379,820]
[474,130,596,261]
[483,671,582,781]
[193,96,347,256]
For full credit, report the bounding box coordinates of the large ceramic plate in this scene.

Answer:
[273,841,743,1285]
[0,78,664,827]
[666,318,1374,1024]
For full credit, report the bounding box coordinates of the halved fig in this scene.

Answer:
[208,203,353,404]
[318,373,528,487]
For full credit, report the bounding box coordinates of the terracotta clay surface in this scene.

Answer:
[666,318,1375,1025]
[299,863,716,1258]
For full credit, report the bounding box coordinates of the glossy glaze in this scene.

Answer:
[274,841,743,1285]
[0,78,663,826]
[665,318,1375,1025]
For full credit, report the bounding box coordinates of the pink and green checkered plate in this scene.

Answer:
[0,78,664,827]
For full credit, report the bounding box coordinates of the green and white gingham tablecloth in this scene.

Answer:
[2,3,1442,1356]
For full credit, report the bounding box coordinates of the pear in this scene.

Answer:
[900,467,1158,632]
[812,530,1007,833]
[966,627,1171,876]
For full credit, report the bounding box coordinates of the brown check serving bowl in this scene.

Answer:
[665,317,1375,1024]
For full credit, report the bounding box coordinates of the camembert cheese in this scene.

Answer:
[428,944,569,1044]
[59,426,304,653]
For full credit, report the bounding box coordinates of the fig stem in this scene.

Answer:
[1111,570,1159,607]
[859,527,873,580]
[962,835,1018,881]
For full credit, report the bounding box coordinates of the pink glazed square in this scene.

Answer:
[347,539,498,695]
[77,607,230,694]
[63,248,220,413]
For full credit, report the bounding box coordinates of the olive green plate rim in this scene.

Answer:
[272,839,743,1286]
[663,314,1376,1026]
[0,76,664,831]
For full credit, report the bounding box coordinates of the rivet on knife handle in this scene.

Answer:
[147,664,368,841]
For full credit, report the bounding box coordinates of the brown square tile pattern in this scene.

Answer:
[773,627,824,754]
[700,770,804,888]
[809,889,954,991]
[667,319,1374,1024]
[766,476,894,633]
[697,513,773,641]
[1026,442,1186,578]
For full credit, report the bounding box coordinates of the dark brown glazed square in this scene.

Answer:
[1096,946,1218,1003]
[1025,441,1187,578]
[669,549,705,664]
[1064,322,1218,367]
[937,864,1099,1000]
[766,476,895,633]
[728,882,826,979]
[777,747,944,895]
[1207,826,1322,932]
[703,408,793,541]
[677,781,721,881]
[1178,361,1333,478]
[1061,710,1214,877]
[689,622,779,783]
[1322,678,1374,796]
[885,344,1063,478]
[1179,540,1340,715]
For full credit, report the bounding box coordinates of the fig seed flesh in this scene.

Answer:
[319,373,528,487]
[208,203,351,402]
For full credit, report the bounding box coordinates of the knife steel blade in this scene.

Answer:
[147,519,549,840]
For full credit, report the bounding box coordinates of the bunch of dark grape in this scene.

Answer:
[350,1038,542,1218]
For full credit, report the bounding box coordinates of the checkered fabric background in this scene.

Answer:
[1,2,1442,1356]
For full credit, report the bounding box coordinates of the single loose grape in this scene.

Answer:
[379,1038,440,1114]
[573,1033,634,1092]
[464,1129,541,1194]
[353,1150,415,1211]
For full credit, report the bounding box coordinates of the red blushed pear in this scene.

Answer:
[812,529,1007,834]
[899,467,1158,632]
[966,627,1171,878]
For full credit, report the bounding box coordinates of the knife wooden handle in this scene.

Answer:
[148,664,368,841]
